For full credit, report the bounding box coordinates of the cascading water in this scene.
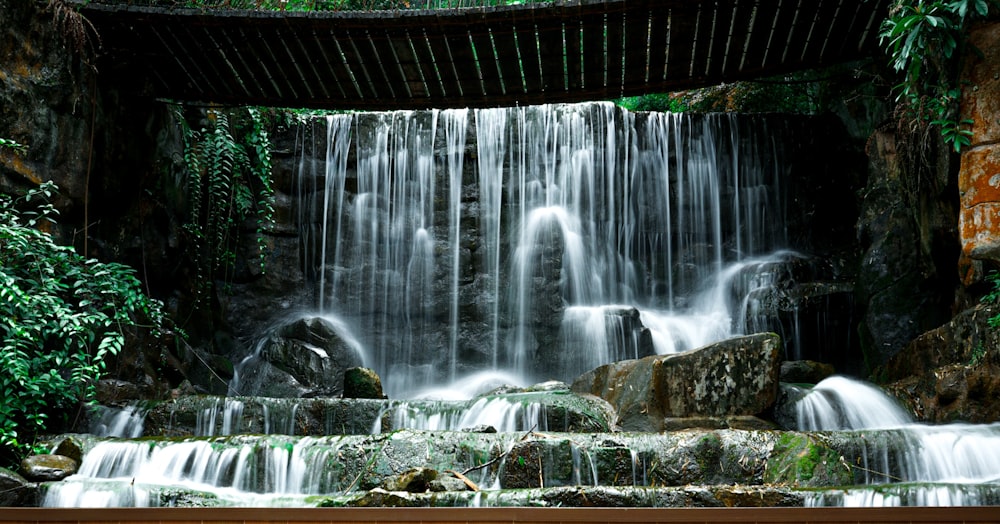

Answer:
[793,376,1000,507]
[296,103,792,399]
[44,102,999,509]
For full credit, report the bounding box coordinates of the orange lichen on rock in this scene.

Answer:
[959,21,1000,264]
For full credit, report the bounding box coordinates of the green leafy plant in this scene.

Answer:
[879,0,997,151]
[0,182,170,460]
[178,107,275,302]
[0,137,28,154]
[982,270,1000,328]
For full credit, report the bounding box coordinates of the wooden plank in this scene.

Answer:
[580,12,606,92]
[623,5,653,89]
[796,0,842,66]
[443,27,483,100]
[516,23,544,95]
[75,0,893,109]
[663,3,699,81]
[646,6,670,84]
[535,17,566,93]
[367,28,409,99]
[811,0,857,65]
[389,29,430,100]
[488,21,526,95]
[299,27,349,101]
[332,29,377,100]
[737,0,781,75]
[718,0,753,76]
[564,16,584,92]
[687,0,716,83]
[467,17,506,98]
[243,24,305,100]
[604,9,626,95]
[409,27,448,100]
[759,0,802,70]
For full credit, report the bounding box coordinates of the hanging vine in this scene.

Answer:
[177,107,275,304]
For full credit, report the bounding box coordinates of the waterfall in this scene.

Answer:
[794,376,1000,507]
[89,404,147,438]
[298,103,793,399]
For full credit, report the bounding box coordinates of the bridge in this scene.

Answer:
[75,0,891,110]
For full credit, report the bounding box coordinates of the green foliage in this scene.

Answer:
[616,66,862,115]
[969,343,987,366]
[981,270,1000,328]
[879,0,997,151]
[178,107,275,302]
[0,182,169,459]
[0,137,28,154]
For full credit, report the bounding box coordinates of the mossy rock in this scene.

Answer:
[343,367,385,399]
[763,433,852,487]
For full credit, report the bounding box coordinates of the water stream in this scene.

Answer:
[41,103,1000,508]
[292,103,791,399]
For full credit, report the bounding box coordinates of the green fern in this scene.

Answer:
[178,107,275,304]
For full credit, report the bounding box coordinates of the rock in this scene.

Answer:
[780,360,835,384]
[855,127,957,368]
[345,488,421,507]
[960,22,1000,262]
[429,474,470,492]
[763,433,853,487]
[736,253,856,367]
[343,367,385,399]
[500,439,578,489]
[660,416,777,431]
[237,315,366,397]
[19,454,77,482]
[570,333,782,431]
[878,304,1000,423]
[0,467,36,506]
[52,436,85,466]
[460,425,497,433]
[382,467,438,492]
[95,379,142,405]
[882,304,999,381]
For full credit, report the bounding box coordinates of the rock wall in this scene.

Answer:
[854,115,961,369]
[960,22,1000,269]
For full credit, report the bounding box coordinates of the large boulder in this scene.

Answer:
[20,454,77,482]
[343,367,386,399]
[0,467,36,506]
[234,315,366,397]
[879,303,1000,423]
[571,333,782,431]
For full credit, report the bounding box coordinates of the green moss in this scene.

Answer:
[765,433,852,487]
[693,432,723,477]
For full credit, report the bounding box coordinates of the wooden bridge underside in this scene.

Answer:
[74,0,891,110]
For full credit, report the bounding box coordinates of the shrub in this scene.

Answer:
[0,182,170,460]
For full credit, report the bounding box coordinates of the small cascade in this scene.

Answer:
[195,398,245,437]
[794,376,1000,507]
[376,396,547,433]
[795,375,914,431]
[89,404,147,438]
